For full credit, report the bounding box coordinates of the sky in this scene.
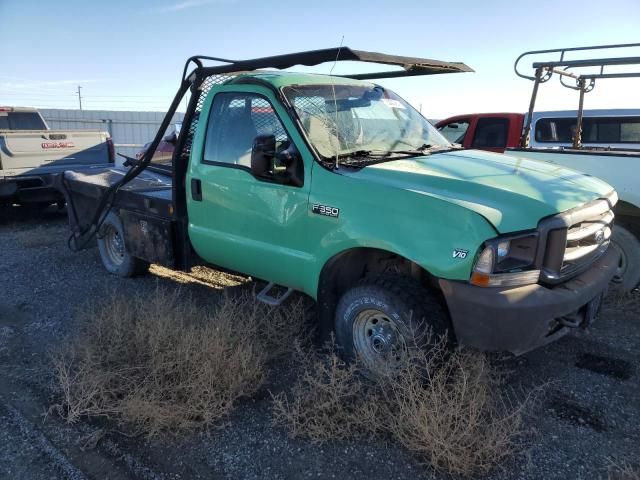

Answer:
[1,0,639,118]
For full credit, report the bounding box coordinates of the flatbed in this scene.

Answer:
[60,166,177,268]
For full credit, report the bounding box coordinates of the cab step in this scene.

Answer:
[256,282,293,306]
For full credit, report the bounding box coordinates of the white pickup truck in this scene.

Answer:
[0,107,114,208]
[507,43,640,291]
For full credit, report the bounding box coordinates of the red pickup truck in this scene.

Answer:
[435,110,640,152]
[435,113,523,152]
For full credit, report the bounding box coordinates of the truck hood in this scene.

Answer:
[346,149,614,233]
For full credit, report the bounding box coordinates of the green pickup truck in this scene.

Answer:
[57,49,620,371]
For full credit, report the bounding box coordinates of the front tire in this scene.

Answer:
[334,275,450,373]
[97,211,149,278]
[611,225,640,292]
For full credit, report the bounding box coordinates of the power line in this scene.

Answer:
[0,91,77,97]
[0,96,171,105]
[77,85,82,110]
[0,88,170,99]
[82,99,170,104]
[82,94,172,98]
[0,83,87,93]
[1,94,172,103]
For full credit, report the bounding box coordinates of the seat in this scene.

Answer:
[218,108,258,167]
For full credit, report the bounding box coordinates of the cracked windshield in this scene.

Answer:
[283,84,450,160]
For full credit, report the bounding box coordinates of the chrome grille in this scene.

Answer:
[538,191,618,283]
[561,204,613,275]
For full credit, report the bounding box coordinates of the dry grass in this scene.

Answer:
[271,340,381,442]
[378,345,530,477]
[608,459,640,480]
[52,282,530,474]
[607,459,640,480]
[272,339,532,478]
[52,287,307,437]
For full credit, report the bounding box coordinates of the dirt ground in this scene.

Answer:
[0,206,638,480]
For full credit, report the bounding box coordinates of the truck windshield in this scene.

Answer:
[282,84,450,163]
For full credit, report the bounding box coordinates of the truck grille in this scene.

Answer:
[538,191,617,284]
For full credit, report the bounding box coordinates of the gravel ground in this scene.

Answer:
[0,205,638,480]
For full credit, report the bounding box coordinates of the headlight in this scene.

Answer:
[470,233,540,287]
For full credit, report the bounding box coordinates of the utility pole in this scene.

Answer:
[77,85,83,110]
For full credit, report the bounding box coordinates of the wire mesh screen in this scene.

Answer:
[287,91,361,158]
[251,97,288,141]
[180,74,235,160]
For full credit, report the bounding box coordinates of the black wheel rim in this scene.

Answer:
[103,225,125,267]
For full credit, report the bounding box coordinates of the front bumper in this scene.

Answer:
[438,246,620,355]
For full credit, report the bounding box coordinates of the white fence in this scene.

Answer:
[40,109,184,164]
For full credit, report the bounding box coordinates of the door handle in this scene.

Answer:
[191,178,202,201]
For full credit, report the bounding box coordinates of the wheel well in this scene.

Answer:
[316,248,442,340]
[615,200,640,238]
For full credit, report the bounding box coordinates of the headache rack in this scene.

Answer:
[166,48,473,180]
[514,43,640,149]
[67,47,472,251]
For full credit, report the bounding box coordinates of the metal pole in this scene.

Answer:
[573,78,586,149]
[77,85,83,110]
[101,118,113,137]
[520,67,542,148]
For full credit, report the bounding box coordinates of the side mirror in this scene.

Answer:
[163,131,178,144]
[251,134,275,178]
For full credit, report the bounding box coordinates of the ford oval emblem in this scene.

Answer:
[594,229,605,244]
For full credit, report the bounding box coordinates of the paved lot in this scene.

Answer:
[0,206,638,480]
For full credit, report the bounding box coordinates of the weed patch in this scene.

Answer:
[379,346,531,477]
[608,459,640,480]
[272,340,532,477]
[52,287,306,437]
[271,341,380,442]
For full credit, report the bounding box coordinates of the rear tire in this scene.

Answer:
[611,225,640,292]
[97,211,150,278]
[334,274,450,373]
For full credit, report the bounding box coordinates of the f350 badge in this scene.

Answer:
[312,204,340,218]
[452,248,468,259]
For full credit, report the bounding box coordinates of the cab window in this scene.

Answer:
[471,117,509,148]
[0,112,46,130]
[534,116,640,144]
[438,119,469,144]
[204,93,290,168]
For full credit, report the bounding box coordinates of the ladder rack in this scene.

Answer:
[514,43,640,148]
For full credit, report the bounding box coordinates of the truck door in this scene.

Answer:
[186,87,312,290]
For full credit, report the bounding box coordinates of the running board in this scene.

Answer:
[256,282,293,306]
